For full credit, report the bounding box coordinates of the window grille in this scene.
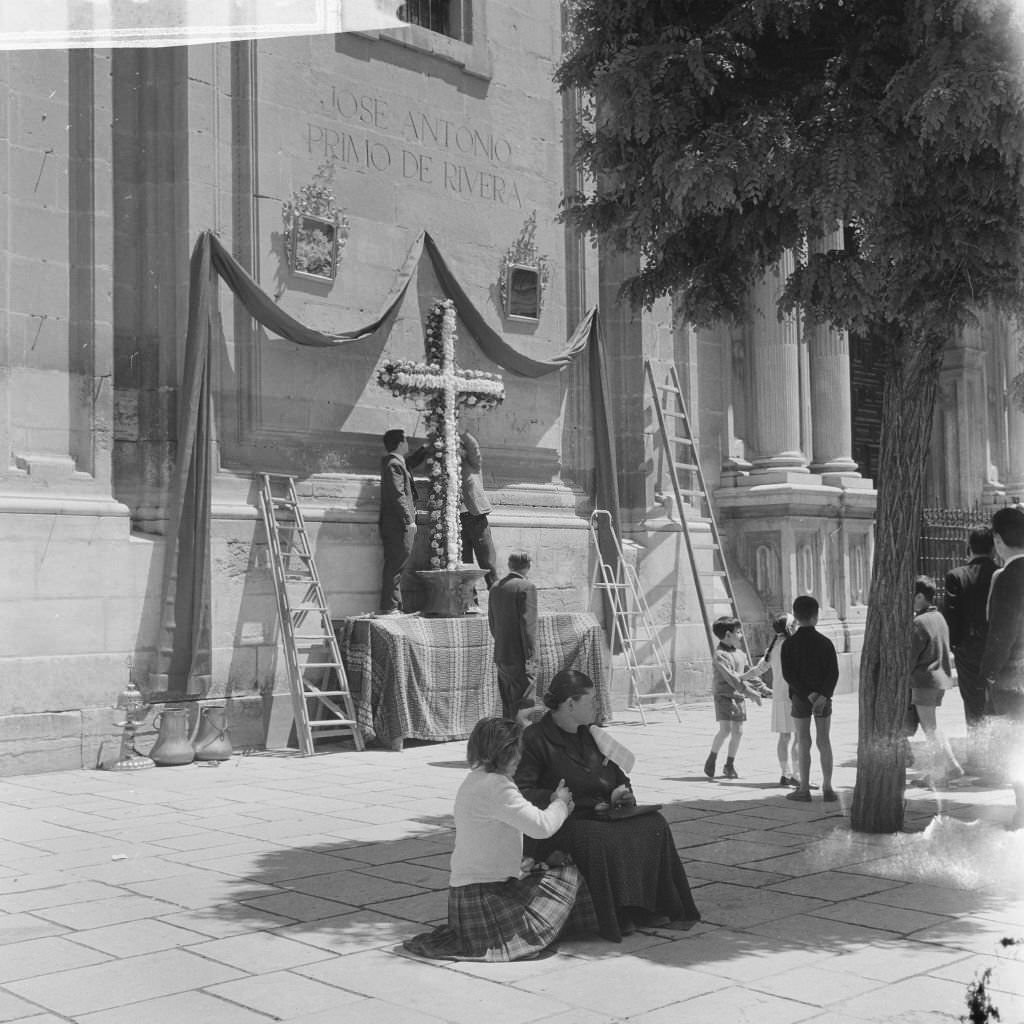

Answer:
[398,0,472,42]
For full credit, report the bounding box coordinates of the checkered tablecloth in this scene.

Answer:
[336,613,609,746]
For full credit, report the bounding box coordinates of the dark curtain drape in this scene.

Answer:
[153,229,621,696]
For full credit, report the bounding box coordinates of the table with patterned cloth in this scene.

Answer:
[334,613,609,749]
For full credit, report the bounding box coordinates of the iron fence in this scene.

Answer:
[919,500,1020,602]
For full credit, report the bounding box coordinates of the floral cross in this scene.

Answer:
[377,299,505,568]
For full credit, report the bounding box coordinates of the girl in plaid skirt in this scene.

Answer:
[404,717,597,961]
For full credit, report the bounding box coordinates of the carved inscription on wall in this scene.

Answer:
[305,86,524,207]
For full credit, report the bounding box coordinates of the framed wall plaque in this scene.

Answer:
[282,183,349,283]
[503,263,542,321]
[499,212,550,323]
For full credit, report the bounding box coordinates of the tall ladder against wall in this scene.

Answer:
[257,474,364,754]
[589,509,680,724]
[644,361,749,662]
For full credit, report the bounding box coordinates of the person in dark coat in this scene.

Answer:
[514,670,701,942]
[979,505,1024,830]
[488,551,538,722]
[377,428,427,615]
[943,528,998,747]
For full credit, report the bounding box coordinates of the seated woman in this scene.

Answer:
[404,717,597,962]
[515,669,701,941]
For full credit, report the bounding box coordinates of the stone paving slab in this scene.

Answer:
[75,990,277,1024]
[5,949,246,1017]
[0,694,1022,1024]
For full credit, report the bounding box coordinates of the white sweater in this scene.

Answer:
[449,768,569,887]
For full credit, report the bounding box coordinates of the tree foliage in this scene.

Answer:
[558,0,1024,832]
[559,0,1024,338]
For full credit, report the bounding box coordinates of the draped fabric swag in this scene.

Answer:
[154,229,622,696]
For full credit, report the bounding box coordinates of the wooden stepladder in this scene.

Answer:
[589,509,680,724]
[257,474,364,754]
[644,361,750,663]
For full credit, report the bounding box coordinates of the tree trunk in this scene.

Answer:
[849,333,945,833]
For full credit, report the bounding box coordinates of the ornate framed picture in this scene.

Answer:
[289,213,340,282]
[503,263,542,321]
[282,183,350,284]
[498,212,550,323]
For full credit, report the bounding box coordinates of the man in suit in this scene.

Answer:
[943,528,998,747]
[377,428,428,615]
[488,551,538,723]
[459,432,498,600]
[979,505,1024,830]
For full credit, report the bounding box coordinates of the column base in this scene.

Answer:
[821,471,873,490]
[812,456,860,475]
[745,467,820,487]
[752,452,810,471]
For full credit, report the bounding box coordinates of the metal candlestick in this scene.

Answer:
[102,681,154,771]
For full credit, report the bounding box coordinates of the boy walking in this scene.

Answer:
[781,595,840,802]
[703,616,768,780]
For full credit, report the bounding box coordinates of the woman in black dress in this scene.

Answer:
[514,670,701,941]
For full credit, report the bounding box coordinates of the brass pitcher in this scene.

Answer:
[192,705,233,762]
[149,705,195,766]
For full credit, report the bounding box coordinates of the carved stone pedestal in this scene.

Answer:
[415,567,488,618]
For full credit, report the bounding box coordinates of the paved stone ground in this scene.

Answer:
[1,693,1022,1024]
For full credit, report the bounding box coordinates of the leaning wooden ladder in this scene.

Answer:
[589,509,680,724]
[644,361,749,663]
[257,473,364,754]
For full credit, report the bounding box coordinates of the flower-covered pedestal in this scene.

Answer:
[376,298,505,618]
[416,567,488,618]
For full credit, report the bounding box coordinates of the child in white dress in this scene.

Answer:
[752,614,799,786]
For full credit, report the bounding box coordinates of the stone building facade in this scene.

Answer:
[2,5,1022,773]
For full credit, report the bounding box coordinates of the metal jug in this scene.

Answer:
[192,705,233,762]
[149,705,195,766]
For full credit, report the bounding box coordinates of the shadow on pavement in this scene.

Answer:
[213,789,1023,976]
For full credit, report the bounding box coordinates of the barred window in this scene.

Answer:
[399,0,472,43]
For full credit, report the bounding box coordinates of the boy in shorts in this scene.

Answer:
[781,595,840,802]
[703,616,768,779]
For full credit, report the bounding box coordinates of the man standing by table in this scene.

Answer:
[377,428,428,616]
[489,551,538,724]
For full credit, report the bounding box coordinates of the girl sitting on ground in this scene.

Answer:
[404,717,597,962]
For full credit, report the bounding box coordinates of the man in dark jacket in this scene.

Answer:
[488,551,538,723]
[377,428,428,615]
[979,505,1024,829]
[943,527,998,738]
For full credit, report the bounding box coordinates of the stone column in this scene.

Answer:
[1,49,117,496]
[807,230,860,483]
[598,246,647,520]
[111,47,191,531]
[1005,327,1024,498]
[747,251,808,476]
[560,78,590,488]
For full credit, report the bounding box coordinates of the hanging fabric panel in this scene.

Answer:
[152,230,621,697]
